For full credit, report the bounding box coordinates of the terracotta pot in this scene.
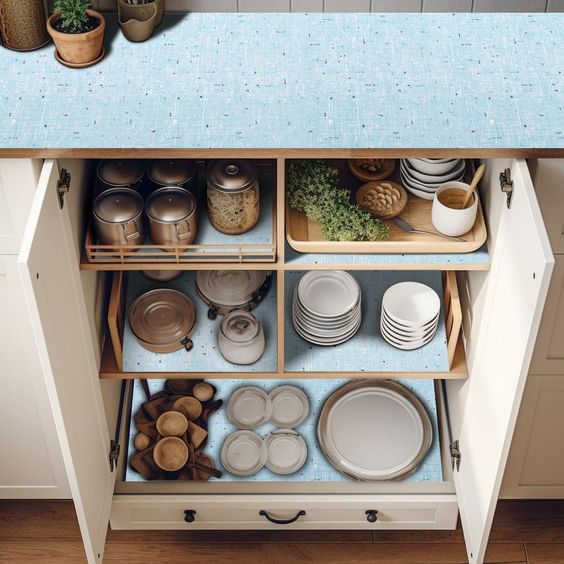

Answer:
[117,0,164,42]
[47,9,105,65]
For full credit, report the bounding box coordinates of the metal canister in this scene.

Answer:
[147,159,198,196]
[145,186,198,246]
[0,0,50,51]
[96,159,146,194]
[93,187,145,246]
[206,160,259,235]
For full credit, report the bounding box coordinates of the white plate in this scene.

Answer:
[382,308,439,335]
[382,282,441,328]
[380,313,437,342]
[401,159,466,184]
[318,380,433,481]
[227,386,272,429]
[264,429,308,475]
[293,304,361,336]
[403,183,436,201]
[293,313,362,346]
[380,320,437,350]
[297,271,360,318]
[221,430,267,476]
[294,302,361,328]
[407,158,461,175]
[401,167,465,192]
[269,386,310,428]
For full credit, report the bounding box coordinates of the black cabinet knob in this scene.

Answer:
[184,510,197,523]
[365,510,378,523]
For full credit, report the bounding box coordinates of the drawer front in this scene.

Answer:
[111,494,458,530]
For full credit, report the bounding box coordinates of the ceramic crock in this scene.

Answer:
[218,310,265,365]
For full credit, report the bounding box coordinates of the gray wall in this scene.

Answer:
[92,0,564,12]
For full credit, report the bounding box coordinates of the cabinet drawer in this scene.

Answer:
[111,494,458,530]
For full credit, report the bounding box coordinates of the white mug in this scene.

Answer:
[432,181,478,237]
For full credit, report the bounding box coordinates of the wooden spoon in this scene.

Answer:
[461,164,486,209]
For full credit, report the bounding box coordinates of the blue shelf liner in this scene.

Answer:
[0,14,562,150]
[122,271,277,372]
[285,242,490,267]
[125,378,443,483]
[285,271,449,373]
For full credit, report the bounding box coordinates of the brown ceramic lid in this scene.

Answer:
[195,270,267,308]
[97,159,145,186]
[148,160,197,186]
[128,289,196,346]
[142,270,183,282]
[93,188,143,223]
[207,160,257,193]
[146,187,196,223]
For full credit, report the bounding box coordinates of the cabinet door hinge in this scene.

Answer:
[57,168,71,210]
[450,440,461,471]
[499,168,513,209]
[109,440,120,471]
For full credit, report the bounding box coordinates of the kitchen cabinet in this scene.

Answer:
[11,154,554,564]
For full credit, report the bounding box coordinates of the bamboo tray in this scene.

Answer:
[286,160,487,254]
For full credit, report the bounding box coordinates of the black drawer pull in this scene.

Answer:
[365,510,378,523]
[259,509,306,525]
[184,510,197,523]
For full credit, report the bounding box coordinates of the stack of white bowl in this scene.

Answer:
[380,282,441,350]
[293,271,361,346]
[400,158,466,200]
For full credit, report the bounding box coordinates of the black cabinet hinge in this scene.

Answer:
[450,440,461,472]
[57,168,71,210]
[109,440,120,471]
[499,168,513,209]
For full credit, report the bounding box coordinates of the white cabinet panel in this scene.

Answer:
[502,375,564,498]
[529,158,564,254]
[0,256,69,499]
[19,160,116,564]
[449,159,553,564]
[530,256,564,374]
[0,159,42,254]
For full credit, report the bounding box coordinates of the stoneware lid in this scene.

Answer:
[268,386,310,429]
[93,188,143,223]
[220,310,261,344]
[196,270,268,308]
[227,386,272,430]
[146,187,196,223]
[264,429,308,475]
[148,160,197,186]
[221,430,267,476]
[97,159,145,186]
[207,159,257,193]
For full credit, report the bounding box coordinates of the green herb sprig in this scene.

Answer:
[54,0,92,32]
[287,160,388,242]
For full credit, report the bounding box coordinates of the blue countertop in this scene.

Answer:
[0,13,562,151]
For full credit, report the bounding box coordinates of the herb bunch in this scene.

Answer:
[287,160,388,242]
[54,0,92,32]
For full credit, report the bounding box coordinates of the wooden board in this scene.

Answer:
[286,160,487,254]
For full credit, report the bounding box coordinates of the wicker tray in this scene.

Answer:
[286,160,487,254]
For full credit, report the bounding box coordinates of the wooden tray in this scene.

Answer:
[286,160,487,254]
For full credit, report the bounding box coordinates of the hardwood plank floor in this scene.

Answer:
[2,500,563,564]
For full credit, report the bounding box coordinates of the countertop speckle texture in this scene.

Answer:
[0,13,562,150]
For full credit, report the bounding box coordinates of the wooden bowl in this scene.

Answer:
[355,180,408,220]
[153,437,188,472]
[172,396,202,421]
[133,432,152,451]
[348,159,396,182]
[156,411,188,437]
[193,382,214,402]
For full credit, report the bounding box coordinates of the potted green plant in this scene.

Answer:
[47,0,106,67]
[117,0,164,42]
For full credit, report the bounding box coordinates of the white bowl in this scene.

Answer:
[381,309,439,338]
[403,183,435,200]
[401,170,442,191]
[382,282,441,328]
[432,181,479,237]
[380,321,436,350]
[401,159,466,184]
[407,158,462,175]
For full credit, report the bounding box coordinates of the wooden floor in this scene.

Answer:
[1,500,564,563]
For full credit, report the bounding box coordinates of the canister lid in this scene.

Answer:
[148,160,198,186]
[207,160,257,193]
[146,186,196,223]
[93,188,143,223]
[97,159,145,186]
[220,310,261,344]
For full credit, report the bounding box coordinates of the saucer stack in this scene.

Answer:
[292,271,362,346]
[400,158,466,200]
[380,282,441,350]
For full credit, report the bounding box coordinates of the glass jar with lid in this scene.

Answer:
[206,160,259,235]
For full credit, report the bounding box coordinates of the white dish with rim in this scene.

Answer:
[293,314,362,346]
[264,429,308,475]
[221,430,267,476]
[269,386,310,429]
[227,386,272,430]
[401,167,464,192]
[406,158,461,174]
[382,282,441,328]
[380,320,437,350]
[401,160,466,184]
[382,308,439,335]
[380,313,437,342]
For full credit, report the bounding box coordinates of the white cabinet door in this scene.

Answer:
[18,160,115,564]
[450,159,554,564]
[0,255,69,498]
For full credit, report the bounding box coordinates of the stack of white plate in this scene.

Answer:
[380,282,441,350]
[400,158,466,200]
[292,271,362,346]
